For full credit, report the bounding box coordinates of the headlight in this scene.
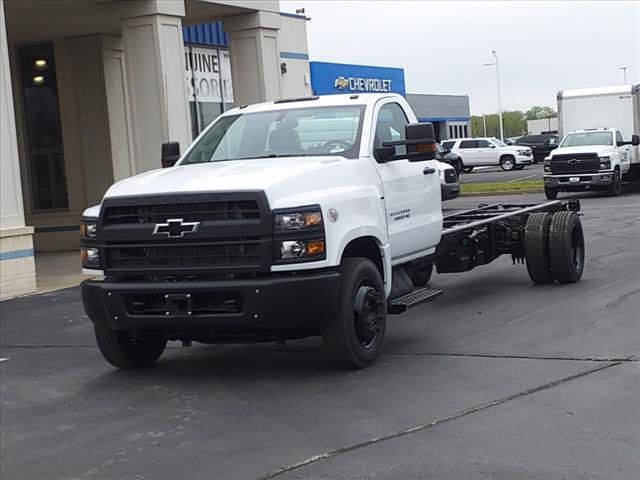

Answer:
[80,247,100,268]
[273,206,326,263]
[274,208,323,232]
[544,160,551,172]
[278,239,325,261]
[80,219,98,238]
[599,157,611,170]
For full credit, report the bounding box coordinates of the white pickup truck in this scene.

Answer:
[545,85,640,199]
[81,93,585,370]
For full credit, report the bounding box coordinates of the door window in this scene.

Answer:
[374,103,409,156]
[18,44,68,210]
[616,131,624,145]
[459,140,478,149]
[441,140,456,150]
[477,140,493,148]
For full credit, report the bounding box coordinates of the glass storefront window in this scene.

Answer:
[185,45,234,138]
[18,44,68,210]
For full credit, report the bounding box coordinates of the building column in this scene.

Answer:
[0,0,36,300]
[119,0,191,174]
[223,11,282,105]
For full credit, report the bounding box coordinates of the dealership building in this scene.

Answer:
[0,0,469,299]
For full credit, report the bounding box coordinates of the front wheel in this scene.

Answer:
[500,155,516,171]
[607,168,622,196]
[95,326,167,369]
[322,258,387,369]
[544,186,559,200]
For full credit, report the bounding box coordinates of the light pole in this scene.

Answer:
[620,66,628,84]
[483,114,487,137]
[482,49,504,141]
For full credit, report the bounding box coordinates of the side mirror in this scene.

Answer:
[161,141,180,168]
[374,146,396,163]
[381,123,437,162]
[632,134,639,146]
[489,144,496,148]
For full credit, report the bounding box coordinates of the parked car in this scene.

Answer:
[437,161,460,201]
[441,137,533,172]
[436,143,462,173]
[516,134,560,162]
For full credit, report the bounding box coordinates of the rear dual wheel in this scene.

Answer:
[524,211,584,284]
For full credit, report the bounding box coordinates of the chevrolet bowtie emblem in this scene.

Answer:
[152,218,200,238]
[334,76,349,89]
[567,159,581,165]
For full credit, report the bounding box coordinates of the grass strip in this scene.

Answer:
[461,179,543,194]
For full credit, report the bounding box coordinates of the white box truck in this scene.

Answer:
[544,85,640,198]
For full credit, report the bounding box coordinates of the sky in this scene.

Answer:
[280,1,640,115]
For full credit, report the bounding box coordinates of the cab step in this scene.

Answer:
[387,287,443,314]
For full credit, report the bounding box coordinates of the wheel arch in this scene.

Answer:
[339,233,391,297]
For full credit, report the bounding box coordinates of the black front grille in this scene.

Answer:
[103,200,259,225]
[104,239,263,272]
[444,169,458,184]
[551,153,600,174]
[124,291,241,315]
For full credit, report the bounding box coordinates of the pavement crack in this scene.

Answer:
[255,360,628,480]
[383,351,637,362]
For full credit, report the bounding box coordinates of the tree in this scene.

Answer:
[525,105,556,121]
[470,111,526,138]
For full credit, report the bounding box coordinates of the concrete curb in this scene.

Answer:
[460,188,544,197]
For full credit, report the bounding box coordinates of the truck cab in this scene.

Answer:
[81,94,443,368]
[543,128,640,199]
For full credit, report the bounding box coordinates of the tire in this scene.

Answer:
[515,164,525,170]
[500,155,516,171]
[322,258,387,369]
[407,261,433,287]
[607,168,622,196]
[95,326,167,369]
[544,186,559,200]
[524,212,555,284]
[548,211,585,284]
[453,159,462,175]
[461,165,473,173]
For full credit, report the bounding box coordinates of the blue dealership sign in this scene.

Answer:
[309,61,406,96]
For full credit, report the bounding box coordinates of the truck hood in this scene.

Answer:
[105,157,346,197]
[101,155,383,211]
[549,145,613,158]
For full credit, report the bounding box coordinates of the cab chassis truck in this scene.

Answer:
[80,94,585,369]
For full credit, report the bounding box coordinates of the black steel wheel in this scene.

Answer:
[500,155,516,171]
[524,212,555,284]
[607,168,622,196]
[322,257,387,369]
[544,186,559,200]
[95,326,167,369]
[548,211,585,284]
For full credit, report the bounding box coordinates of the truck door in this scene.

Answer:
[458,139,481,165]
[616,130,631,173]
[372,101,442,262]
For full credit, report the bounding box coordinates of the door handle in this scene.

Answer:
[423,167,436,175]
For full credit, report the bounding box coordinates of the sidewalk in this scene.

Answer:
[35,251,85,294]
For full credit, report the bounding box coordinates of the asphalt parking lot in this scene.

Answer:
[460,162,543,184]
[1,191,638,480]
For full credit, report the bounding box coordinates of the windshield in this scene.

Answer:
[491,138,507,147]
[560,131,613,147]
[180,105,366,164]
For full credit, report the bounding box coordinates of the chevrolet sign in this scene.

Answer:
[334,76,393,93]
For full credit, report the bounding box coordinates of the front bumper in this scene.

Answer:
[544,172,613,190]
[82,269,340,334]
[515,154,533,165]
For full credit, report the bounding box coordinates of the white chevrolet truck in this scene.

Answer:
[545,85,640,199]
[81,93,585,369]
